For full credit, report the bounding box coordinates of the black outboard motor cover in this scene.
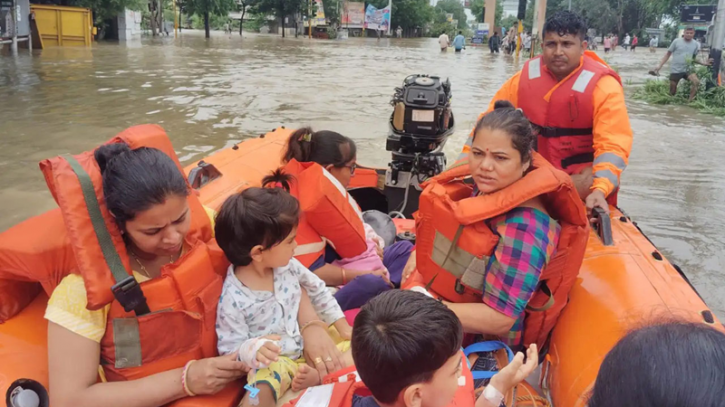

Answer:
[401,76,451,136]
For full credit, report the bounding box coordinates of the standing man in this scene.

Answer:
[623,33,631,51]
[459,11,633,214]
[523,31,532,54]
[396,26,402,38]
[452,30,466,52]
[489,31,501,53]
[653,27,713,101]
[631,34,638,52]
[438,31,450,51]
[649,35,658,52]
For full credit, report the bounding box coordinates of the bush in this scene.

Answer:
[633,65,725,116]
[191,13,231,30]
[327,27,338,39]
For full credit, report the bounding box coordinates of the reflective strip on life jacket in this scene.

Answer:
[594,168,619,188]
[572,70,596,93]
[432,229,491,294]
[593,152,627,171]
[528,58,541,79]
[294,240,328,257]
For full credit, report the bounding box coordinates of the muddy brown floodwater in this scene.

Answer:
[1,32,723,317]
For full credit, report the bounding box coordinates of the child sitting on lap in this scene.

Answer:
[215,170,353,407]
[352,290,538,407]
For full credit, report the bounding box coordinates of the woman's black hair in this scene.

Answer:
[94,143,189,229]
[589,321,725,407]
[473,100,534,163]
[283,127,356,168]
[215,170,300,267]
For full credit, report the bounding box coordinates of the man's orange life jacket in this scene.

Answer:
[518,54,622,204]
[408,153,588,349]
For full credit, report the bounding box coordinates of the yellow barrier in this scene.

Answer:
[31,4,92,47]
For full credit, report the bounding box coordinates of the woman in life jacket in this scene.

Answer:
[282,128,414,312]
[45,143,334,407]
[402,101,562,353]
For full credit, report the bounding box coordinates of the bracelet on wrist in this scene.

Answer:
[300,319,328,334]
[182,360,197,397]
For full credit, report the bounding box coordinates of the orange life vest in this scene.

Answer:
[283,160,368,268]
[518,54,621,177]
[409,153,589,349]
[39,125,241,405]
[283,352,475,407]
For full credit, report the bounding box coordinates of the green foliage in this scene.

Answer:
[368,0,433,31]
[633,65,725,117]
[243,13,269,32]
[322,0,340,26]
[254,0,303,34]
[501,15,518,31]
[434,0,467,29]
[469,0,503,28]
[69,0,145,23]
[179,0,236,19]
[327,26,338,38]
[191,12,231,29]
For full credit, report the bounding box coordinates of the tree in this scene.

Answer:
[368,0,433,32]
[322,0,340,27]
[68,0,145,27]
[255,0,304,37]
[435,0,467,29]
[469,0,503,29]
[237,0,260,35]
[179,0,236,37]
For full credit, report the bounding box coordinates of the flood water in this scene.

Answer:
[1,31,724,317]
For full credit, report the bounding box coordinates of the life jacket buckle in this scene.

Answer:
[112,275,150,315]
[454,279,466,294]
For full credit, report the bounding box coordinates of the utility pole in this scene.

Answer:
[708,0,725,88]
[568,0,571,10]
[10,0,17,54]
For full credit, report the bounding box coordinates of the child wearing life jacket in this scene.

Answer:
[282,127,415,310]
[214,171,354,407]
[351,290,538,407]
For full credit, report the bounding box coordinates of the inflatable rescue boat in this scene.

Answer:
[2,75,723,407]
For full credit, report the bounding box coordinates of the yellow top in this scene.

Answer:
[44,206,217,342]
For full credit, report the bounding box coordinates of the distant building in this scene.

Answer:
[501,0,518,18]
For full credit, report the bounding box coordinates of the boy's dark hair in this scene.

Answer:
[543,11,587,41]
[473,100,534,163]
[215,170,299,267]
[589,321,725,407]
[352,290,463,404]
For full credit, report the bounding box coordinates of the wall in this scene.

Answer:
[118,8,142,40]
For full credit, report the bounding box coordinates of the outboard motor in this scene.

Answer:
[385,74,454,217]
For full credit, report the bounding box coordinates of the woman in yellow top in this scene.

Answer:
[45,143,346,407]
